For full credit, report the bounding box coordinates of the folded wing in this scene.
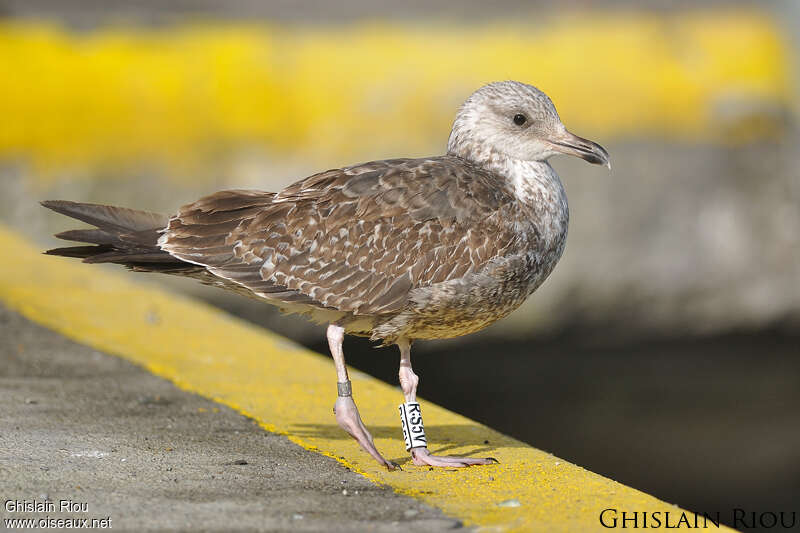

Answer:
[160,157,524,315]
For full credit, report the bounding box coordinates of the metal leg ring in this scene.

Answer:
[337,380,352,397]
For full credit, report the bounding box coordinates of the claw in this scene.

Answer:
[386,460,402,471]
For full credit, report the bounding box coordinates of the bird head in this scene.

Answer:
[447,81,610,169]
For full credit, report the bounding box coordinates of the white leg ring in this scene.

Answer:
[399,402,427,450]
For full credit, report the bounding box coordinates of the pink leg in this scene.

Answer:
[328,325,399,471]
[398,339,498,468]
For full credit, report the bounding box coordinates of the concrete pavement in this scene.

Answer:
[0,305,459,531]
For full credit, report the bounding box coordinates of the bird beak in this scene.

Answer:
[548,130,611,169]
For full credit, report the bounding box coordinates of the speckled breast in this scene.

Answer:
[376,225,568,342]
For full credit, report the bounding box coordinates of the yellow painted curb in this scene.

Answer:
[0,225,733,532]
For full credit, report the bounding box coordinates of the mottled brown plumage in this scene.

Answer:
[157,156,542,343]
[43,81,609,469]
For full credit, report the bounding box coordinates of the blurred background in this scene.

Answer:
[1,0,798,528]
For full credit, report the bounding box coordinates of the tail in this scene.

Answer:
[41,200,195,273]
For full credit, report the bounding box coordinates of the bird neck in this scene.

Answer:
[452,141,567,210]
[493,157,565,207]
[449,145,570,248]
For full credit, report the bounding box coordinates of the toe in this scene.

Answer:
[333,396,395,469]
[411,448,499,468]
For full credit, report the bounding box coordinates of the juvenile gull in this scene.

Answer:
[42,81,609,469]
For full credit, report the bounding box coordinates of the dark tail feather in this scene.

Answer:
[55,228,123,246]
[41,200,167,233]
[41,200,195,273]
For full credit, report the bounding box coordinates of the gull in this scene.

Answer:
[42,81,609,469]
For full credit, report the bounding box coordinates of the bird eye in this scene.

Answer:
[513,114,527,126]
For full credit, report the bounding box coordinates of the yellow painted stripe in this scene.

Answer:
[0,225,733,532]
[0,10,792,178]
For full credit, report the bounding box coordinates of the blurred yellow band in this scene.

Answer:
[0,10,792,176]
[0,225,735,531]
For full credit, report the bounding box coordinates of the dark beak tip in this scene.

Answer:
[552,134,610,169]
[590,141,611,169]
[583,151,610,168]
[585,153,604,165]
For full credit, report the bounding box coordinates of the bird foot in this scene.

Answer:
[411,447,499,468]
[334,396,400,471]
